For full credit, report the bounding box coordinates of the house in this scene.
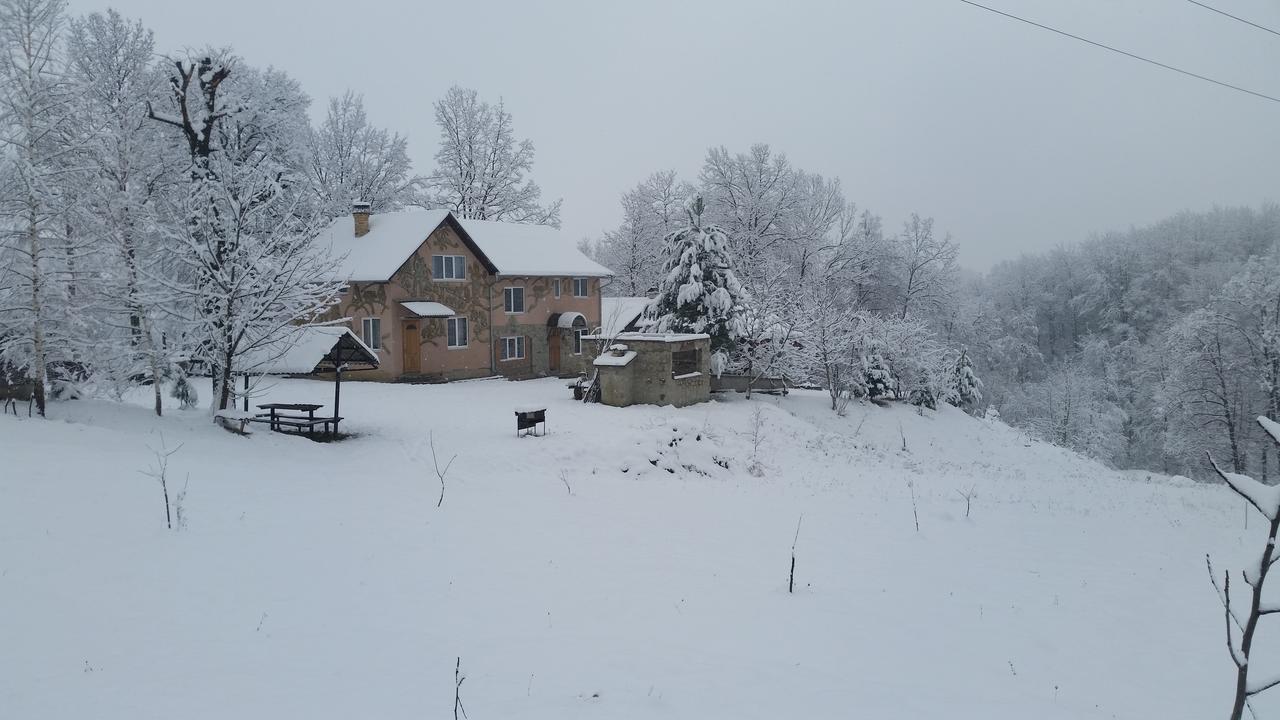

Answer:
[317,203,613,382]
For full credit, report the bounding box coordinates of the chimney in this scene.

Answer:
[352,200,372,238]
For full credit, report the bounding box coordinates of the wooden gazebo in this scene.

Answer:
[240,325,380,425]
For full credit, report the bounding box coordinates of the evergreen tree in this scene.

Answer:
[950,348,984,410]
[646,196,749,375]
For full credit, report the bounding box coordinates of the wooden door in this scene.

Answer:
[402,320,421,374]
[548,328,561,374]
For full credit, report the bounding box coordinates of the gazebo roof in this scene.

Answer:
[242,326,380,375]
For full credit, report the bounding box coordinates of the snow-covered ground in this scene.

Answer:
[0,377,1268,718]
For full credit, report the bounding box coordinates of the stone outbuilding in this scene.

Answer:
[591,333,711,408]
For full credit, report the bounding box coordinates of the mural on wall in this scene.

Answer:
[347,282,388,317]
[399,228,493,344]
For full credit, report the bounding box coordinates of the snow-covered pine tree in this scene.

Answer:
[646,195,749,376]
[861,343,895,401]
[950,347,983,411]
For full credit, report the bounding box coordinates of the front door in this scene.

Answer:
[402,320,421,374]
[548,328,561,374]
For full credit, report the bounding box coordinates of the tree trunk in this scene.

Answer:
[28,213,47,417]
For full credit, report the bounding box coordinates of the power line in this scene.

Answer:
[1185,0,1280,39]
[958,0,1280,105]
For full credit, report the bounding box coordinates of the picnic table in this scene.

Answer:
[252,402,342,439]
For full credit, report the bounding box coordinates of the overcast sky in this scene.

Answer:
[66,0,1280,269]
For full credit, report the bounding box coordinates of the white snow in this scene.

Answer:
[316,210,612,281]
[593,351,636,367]
[316,209,451,281]
[458,218,612,278]
[614,332,709,343]
[555,311,586,328]
[672,372,702,380]
[599,296,651,337]
[241,325,375,375]
[1,379,1271,719]
[401,301,456,318]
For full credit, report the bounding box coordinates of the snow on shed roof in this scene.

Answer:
[242,325,379,375]
[457,218,613,278]
[401,301,455,318]
[600,297,651,337]
[614,332,710,343]
[316,210,613,282]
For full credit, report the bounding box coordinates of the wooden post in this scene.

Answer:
[242,373,249,412]
[333,365,343,437]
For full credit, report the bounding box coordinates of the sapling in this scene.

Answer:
[908,480,920,532]
[1207,416,1280,720]
[430,432,456,508]
[140,435,183,530]
[956,485,977,518]
[789,513,804,594]
[454,656,467,720]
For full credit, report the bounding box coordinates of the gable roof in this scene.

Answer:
[316,209,610,282]
[600,296,651,337]
[242,325,379,375]
[456,218,613,278]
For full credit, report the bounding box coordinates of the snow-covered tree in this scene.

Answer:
[798,278,861,412]
[148,53,343,412]
[306,91,420,219]
[423,85,560,226]
[890,213,958,320]
[585,170,691,296]
[0,0,77,416]
[646,196,749,375]
[65,9,179,414]
[950,348,983,411]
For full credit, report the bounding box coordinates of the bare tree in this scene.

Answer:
[306,91,421,218]
[1207,415,1280,720]
[892,213,958,320]
[423,85,560,226]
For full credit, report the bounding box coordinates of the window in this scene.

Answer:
[500,336,525,361]
[432,255,466,280]
[573,277,589,297]
[573,328,585,355]
[361,317,382,350]
[447,317,469,348]
[504,286,525,313]
[672,349,700,378]
[553,279,561,298]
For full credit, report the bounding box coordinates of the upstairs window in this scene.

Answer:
[573,278,589,297]
[432,255,466,280]
[447,317,469,348]
[361,317,382,350]
[504,287,525,313]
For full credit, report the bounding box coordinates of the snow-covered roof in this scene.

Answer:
[457,218,613,278]
[241,325,379,375]
[556,311,587,328]
[401,301,455,318]
[317,209,451,281]
[614,332,710,343]
[315,209,613,282]
[599,297,651,337]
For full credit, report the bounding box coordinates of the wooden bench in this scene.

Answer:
[254,403,342,439]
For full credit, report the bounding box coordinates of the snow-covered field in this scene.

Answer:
[0,377,1267,718]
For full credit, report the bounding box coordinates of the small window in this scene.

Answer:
[432,255,466,280]
[447,317,468,348]
[500,336,525,361]
[573,278,589,297]
[361,317,382,350]
[672,349,700,377]
[573,328,585,355]
[504,287,525,313]
[553,279,561,298]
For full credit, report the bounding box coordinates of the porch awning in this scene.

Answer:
[401,301,455,318]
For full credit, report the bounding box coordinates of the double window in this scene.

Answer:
[432,255,466,280]
[361,317,382,350]
[447,317,469,348]
[504,286,525,313]
[573,278,589,297]
[500,336,525,361]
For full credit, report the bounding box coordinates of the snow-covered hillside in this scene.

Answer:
[0,378,1264,718]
